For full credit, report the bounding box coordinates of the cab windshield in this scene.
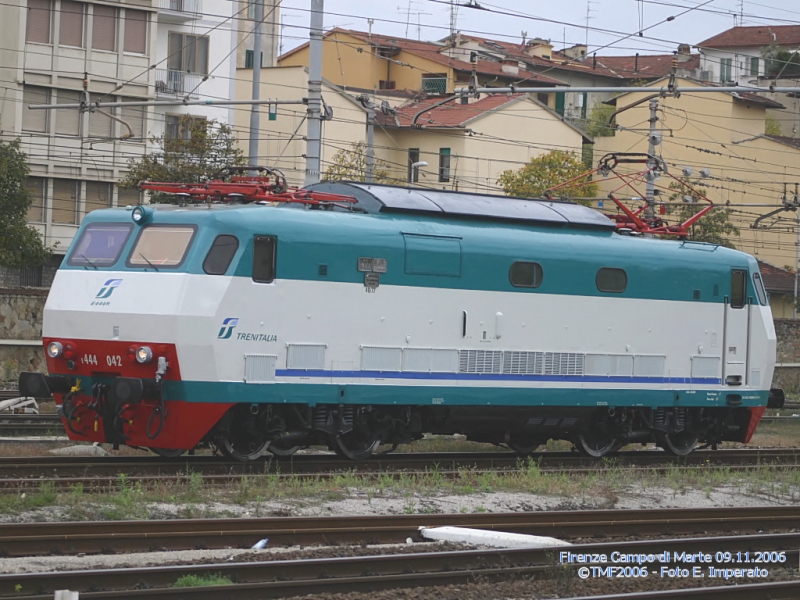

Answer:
[68,223,133,267]
[127,225,196,269]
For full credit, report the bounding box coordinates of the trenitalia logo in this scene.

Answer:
[217,317,239,339]
[96,279,122,299]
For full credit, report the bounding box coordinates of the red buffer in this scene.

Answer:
[138,166,358,208]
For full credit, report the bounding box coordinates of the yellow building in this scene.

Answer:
[593,78,800,272]
[234,65,588,192]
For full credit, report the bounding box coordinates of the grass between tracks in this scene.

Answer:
[1,457,799,521]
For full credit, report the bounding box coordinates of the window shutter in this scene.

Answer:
[25,177,46,222]
[85,181,111,215]
[117,186,141,206]
[22,86,49,132]
[167,32,182,70]
[52,179,78,224]
[121,98,145,139]
[26,0,51,44]
[59,1,84,47]
[124,9,146,54]
[92,5,116,51]
[55,89,81,136]
[89,95,114,138]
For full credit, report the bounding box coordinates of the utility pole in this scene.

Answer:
[304,0,324,186]
[364,100,375,183]
[645,97,661,223]
[248,0,264,168]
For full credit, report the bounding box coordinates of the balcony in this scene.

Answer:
[157,0,202,23]
[154,69,202,99]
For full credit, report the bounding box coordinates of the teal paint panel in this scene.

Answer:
[165,379,768,409]
[403,233,462,276]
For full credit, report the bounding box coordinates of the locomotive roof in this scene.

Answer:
[308,182,616,230]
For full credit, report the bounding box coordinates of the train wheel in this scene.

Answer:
[332,431,380,461]
[575,433,620,458]
[657,431,698,456]
[268,441,304,457]
[150,448,186,458]
[216,435,269,461]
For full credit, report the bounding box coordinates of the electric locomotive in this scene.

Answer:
[19,175,779,460]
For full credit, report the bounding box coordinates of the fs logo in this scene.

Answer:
[217,317,239,340]
[96,279,122,299]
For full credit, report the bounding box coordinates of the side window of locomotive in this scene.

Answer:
[753,273,768,305]
[731,269,747,308]
[509,261,543,288]
[596,268,627,293]
[252,235,276,283]
[128,225,196,269]
[68,223,133,267]
[203,235,239,275]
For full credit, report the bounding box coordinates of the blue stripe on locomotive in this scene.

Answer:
[66,205,761,305]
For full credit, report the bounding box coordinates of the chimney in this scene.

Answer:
[501,58,520,75]
[677,43,691,63]
[562,44,588,62]
[524,37,553,59]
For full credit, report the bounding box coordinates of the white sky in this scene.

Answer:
[276,0,800,57]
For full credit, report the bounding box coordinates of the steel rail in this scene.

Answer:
[2,506,799,557]
[2,533,798,599]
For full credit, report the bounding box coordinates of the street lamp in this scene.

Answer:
[411,161,427,188]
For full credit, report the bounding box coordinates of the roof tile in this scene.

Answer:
[698,25,800,49]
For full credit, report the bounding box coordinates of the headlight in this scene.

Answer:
[135,346,153,364]
[131,205,150,225]
[47,342,64,358]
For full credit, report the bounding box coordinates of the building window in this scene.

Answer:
[165,114,206,140]
[55,89,81,136]
[84,181,112,216]
[244,49,263,68]
[720,58,732,82]
[52,178,78,224]
[246,0,256,19]
[750,56,759,76]
[167,32,209,74]
[596,268,627,293]
[59,0,84,48]
[117,186,142,206]
[124,9,147,54]
[421,75,447,94]
[26,0,51,44]
[19,265,43,287]
[120,98,146,139]
[89,95,115,138]
[509,261,543,288]
[26,177,46,223]
[92,4,116,51]
[407,148,420,183]
[438,148,451,183]
[22,86,49,132]
[252,235,276,283]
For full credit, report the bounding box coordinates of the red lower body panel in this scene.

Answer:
[743,406,766,444]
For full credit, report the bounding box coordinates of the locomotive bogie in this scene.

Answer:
[22,182,778,460]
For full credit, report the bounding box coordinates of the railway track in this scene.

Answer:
[2,506,798,557]
[2,530,798,599]
[1,448,799,492]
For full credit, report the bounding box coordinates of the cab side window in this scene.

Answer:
[252,235,276,283]
[731,269,746,308]
[203,235,239,275]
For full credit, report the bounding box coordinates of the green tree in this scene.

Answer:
[765,114,782,136]
[119,117,245,203]
[667,180,739,248]
[585,103,616,138]
[761,43,800,78]
[0,139,51,268]
[497,149,598,202]
[324,142,394,183]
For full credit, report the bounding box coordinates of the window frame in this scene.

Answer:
[438,147,451,183]
[596,267,628,293]
[123,8,148,55]
[753,272,768,306]
[167,31,210,74]
[26,0,52,44]
[509,261,543,288]
[252,235,277,283]
[126,223,198,270]
[67,222,133,267]
[203,234,240,275]
[59,0,85,48]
